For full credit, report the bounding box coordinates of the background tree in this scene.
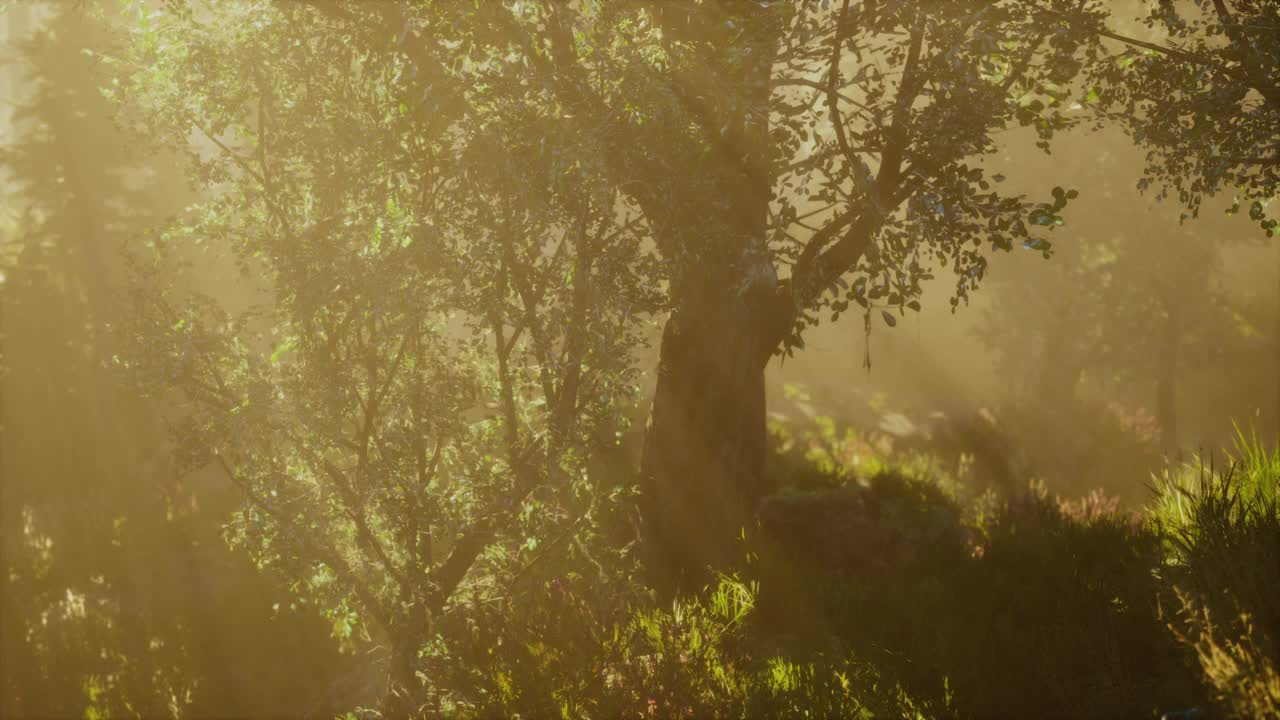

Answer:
[0,4,350,718]
[1084,0,1280,437]
[971,121,1266,498]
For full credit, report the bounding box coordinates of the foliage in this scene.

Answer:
[417,570,937,720]
[596,576,930,720]
[761,0,1093,339]
[943,486,1191,718]
[108,0,661,712]
[1152,430,1280,536]
[364,412,1280,720]
[98,0,1110,707]
[1086,0,1280,234]
[1172,595,1280,719]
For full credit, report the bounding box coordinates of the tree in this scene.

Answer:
[975,202,1249,497]
[111,0,1101,706]
[112,2,659,712]
[0,4,207,715]
[501,0,1094,592]
[1084,0,1280,438]
[1,4,355,717]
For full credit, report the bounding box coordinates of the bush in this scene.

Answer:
[756,413,1204,718]
[756,474,1199,719]
[942,489,1197,718]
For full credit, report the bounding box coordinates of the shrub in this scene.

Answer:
[757,475,1200,719]
[940,489,1198,719]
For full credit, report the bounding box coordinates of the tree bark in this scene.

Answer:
[381,601,427,719]
[383,636,418,718]
[640,274,788,596]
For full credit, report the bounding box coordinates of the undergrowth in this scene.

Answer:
[359,421,1279,719]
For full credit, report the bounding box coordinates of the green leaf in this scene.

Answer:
[270,337,297,364]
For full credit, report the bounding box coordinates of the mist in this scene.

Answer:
[4,2,1278,718]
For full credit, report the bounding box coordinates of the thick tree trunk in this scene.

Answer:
[640,276,785,596]
[634,5,789,596]
[381,602,427,719]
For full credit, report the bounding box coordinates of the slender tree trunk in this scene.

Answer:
[1157,300,1181,457]
[1037,333,1084,411]
[1034,296,1088,411]
[1275,239,1279,443]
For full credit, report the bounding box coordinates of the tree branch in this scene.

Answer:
[427,525,494,614]
[214,452,393,630]
[502,213,558,406]
[550,208,595,447]
[826,0,876,201]
[321,459,412,595]
[877,9,927,193]
[788,9,926,315]
[1210,0,1280,108]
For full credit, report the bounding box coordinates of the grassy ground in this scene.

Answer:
[348,420,1280,719]
[548,424,1280,719]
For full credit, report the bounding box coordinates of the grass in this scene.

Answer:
[1150,429,1280,718]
